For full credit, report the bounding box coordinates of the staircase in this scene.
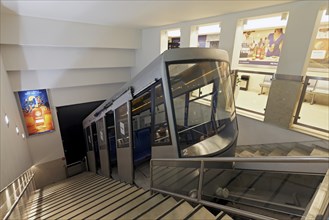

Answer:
[236,141,329,157]
[20,172,232,220]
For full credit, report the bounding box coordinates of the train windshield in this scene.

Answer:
[167,60,238,157]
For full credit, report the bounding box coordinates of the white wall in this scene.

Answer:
[0,12,140,188]
[133,1,328,77]
[0,52,33,189]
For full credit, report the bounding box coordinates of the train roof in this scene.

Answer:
[83,48,229,126]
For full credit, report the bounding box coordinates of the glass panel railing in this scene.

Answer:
[294,76,329,132]
[202,165,323,219]
[233,70,274,117]
[151,158,329,220]
[152,164,200,197]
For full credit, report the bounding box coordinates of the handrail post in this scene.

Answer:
[150,160,154,195]
[197,160,204,201]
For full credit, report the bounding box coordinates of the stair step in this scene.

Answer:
[310,147,329,157]
[72,185,140,219]
[100,191,152,219]
[238,150,255,157]
[160,201,194,219]
[137,197,178,219]
[44,182,126,219]
[85,188,146,219]
[268,148,287,156]
[60,183,131,219]
[287,147,309,156]
[118,194,164,219]
[187,206,216,220]
[215,211,233,220]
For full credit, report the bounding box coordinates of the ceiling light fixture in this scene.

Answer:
[4,114,9,126]
[167,29,181,37]
[22,133,25,139]
[16,126,19,135]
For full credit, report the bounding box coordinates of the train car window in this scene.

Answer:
[115,103,130,148]
[86,127,93,151]
[153,83,171,145]
[167,60,237,157]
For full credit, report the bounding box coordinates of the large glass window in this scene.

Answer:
[115,103,130,148]
[167,60,237,156]
[153,83,171,145]
[197,23,221,48]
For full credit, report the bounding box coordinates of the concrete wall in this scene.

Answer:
[0,52,33,189]
[0,13,140,189]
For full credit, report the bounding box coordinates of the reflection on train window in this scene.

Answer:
[86,127,93,151]
[115,103,130,148]
[167,60,237,156]
[153,83,171,145]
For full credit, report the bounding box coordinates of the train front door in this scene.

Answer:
[114,92,134,184]
[91,122,101,174]
[96,118,110,177]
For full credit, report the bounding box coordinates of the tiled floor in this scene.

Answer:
[235,90,329,131]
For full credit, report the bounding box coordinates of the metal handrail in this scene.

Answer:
[0,168,32,193]
[150,156,329,220]
[3,173,35,220]
[152,156,329,163]
[234,69,275,76]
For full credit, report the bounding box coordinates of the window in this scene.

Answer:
[153,83,171,145]
[197,23,221,48]
[167,60,237,156]
[115,103,130,148]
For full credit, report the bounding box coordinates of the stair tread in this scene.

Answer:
[187,206,215,220]
[137,197,177,219]
[287,148,309,156]
[238,150,255,157]
[161,201,193,219]
[268,148,287,156]
[310,147,329,157]
[118,194,164,219]
[216,211,233,220]
[72,186,140,219]
[100,191,152,219]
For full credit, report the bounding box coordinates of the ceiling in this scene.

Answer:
[1,1,296,29]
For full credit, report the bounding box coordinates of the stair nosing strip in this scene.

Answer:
[156,199,185,220]
[132,195,171,220]
[183,204,203,220]
[113,192,160,220]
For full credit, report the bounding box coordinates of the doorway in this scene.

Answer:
[57,100,104,165]
[91,122,101,173]
[105,112,118,179]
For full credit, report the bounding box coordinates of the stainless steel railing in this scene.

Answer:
[150,157,329,220]
[1,169,35,220]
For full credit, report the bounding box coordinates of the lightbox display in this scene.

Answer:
[18,89,55,136]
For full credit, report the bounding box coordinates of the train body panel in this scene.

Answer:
[82,48,238,181]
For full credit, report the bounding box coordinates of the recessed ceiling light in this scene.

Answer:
[16,126,19,135]
[22,133,25,139]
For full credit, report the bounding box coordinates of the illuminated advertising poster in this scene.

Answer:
[309,27,329,69]
[18,89,55,135]
[239,28,285,66]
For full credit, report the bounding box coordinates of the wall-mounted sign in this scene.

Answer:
[18,89,55,136]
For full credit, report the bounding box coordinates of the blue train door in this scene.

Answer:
[131,88,152,185]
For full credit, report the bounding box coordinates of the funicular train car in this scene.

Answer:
[82,48,238,184]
